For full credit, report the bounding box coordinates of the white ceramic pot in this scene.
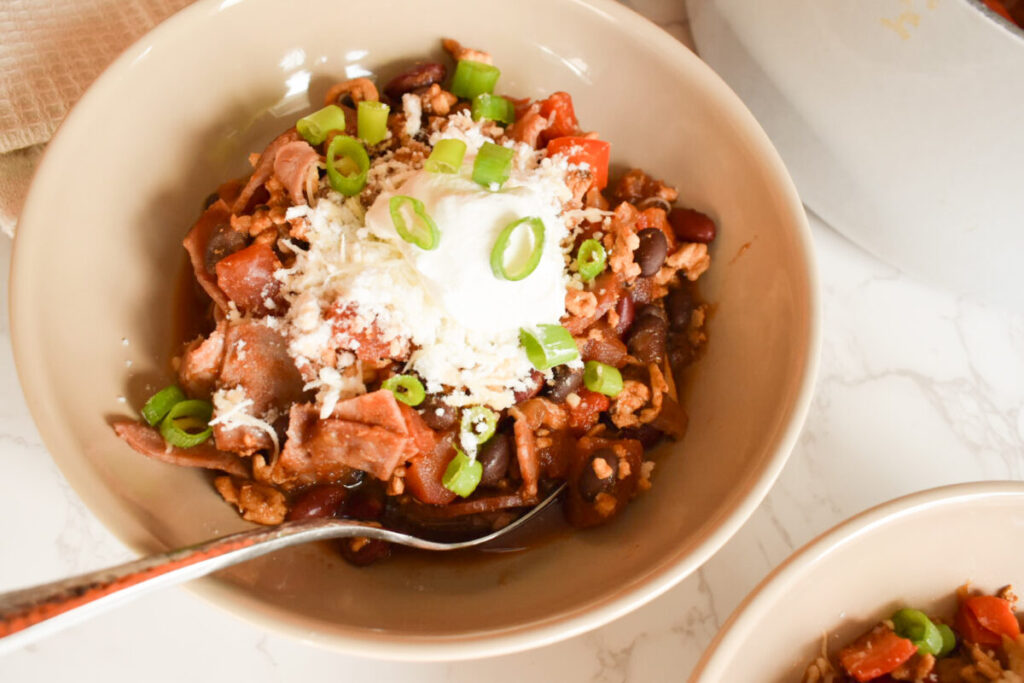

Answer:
[688,0,1024,310]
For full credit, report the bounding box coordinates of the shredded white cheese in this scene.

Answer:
[209,386,280,456]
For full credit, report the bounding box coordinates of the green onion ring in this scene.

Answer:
[442,449,483,498]
[891,608,945,656]
[357,101,390,145]
[491,217,545,281]
[519,324,579,371]
[583,361,623,397]
[326,135,370,196]
[471,94,515,125]
[296,105,346,145]
[460,406,498,447]
[472,142,514,189]
[449,59,501,100]
[576,238,607,282]
[159,399,213,449]
[389,195,440,250]
[141,385,186,426]
[424,138,467,174]
[381,374,426,406]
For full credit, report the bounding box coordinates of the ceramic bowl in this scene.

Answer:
[692,482,1024,681]
[10,0,817,659]
[688,0,1024,310]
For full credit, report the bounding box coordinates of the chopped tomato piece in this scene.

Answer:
[538,92,578,144]
[214,241,282,315]
[507,96,534,122]
[546,136,610,190]
[567,389,610,432]
[838,625,917,683]
[404,434,458,505]
[956,596,1021,646]
[327,303,407,363]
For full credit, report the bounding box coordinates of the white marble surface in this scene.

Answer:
[2,2,1024,681]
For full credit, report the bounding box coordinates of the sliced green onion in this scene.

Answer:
[141,385,186,426]
[936,624,957,657]
[471,94,515,125]
[389,195,440,250]
[442,449,483,498]
[583,361,623,397]
[576,238,607,282]
[296,105,346,145]
[159,399,213,448]
[449,59,501,100]
[326,135,370,196]
[490,217,544,281]
[460,406,497,447]
[357,101,390,145]
[381,374,426,407]
[891,608,944,656]
[472,141,514,189]
[424,138,467,174]
[520,325,579,371]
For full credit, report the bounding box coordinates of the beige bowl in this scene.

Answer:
[10,0,817,659]
[692,482,1024,681]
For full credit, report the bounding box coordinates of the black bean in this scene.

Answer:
[665,287,694,332]
[478,433,512,486]
[578,448,619,502]
[546,365,583,403]
[627,305,668,365]
[634,228,668,277]
[419,395,457,430]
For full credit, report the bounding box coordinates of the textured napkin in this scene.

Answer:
[0,0,194,235]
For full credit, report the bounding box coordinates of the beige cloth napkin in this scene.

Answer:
[0,0,195,235]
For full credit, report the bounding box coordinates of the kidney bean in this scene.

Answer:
[337,537,392,567]
[419,395,458,430]
[668,207,717,243]
[665,286,695,332]
[628,276,655,305]
[627,305,668,365]
[513,370,545,402]
[384,62,447,100]
[577,448,619,502]
[619,424,664,449]
[286,484,349,521]
[478,432,512,486]
[634,228,668,277]
[613,294,635,337]
[546,365,583,403]
[345,485,386,521]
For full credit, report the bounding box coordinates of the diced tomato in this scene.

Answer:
[507,96,534,122]
[214,241,282,315]
[538,92,578,144]
[546,136,610,190]
[956,596,1022,646]
[567,389,610,432]
[404,435,458,505]
[838,626,917,683]
[327,303,403,363]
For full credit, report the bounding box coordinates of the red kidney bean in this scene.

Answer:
[344,486,386,521]
[546,365,583,403]
[628,276,655,305]
[513,370,545,402]
[614,294,635,337]
[634,228,668,276]
[668,207,717,243]
[384,62,447,100]
[620,424,664,449]
[286,485,349,521]
[337,537,392,567]
[478,432,512,486]
[577,448,619,502]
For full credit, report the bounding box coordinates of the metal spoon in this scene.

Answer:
[0,484,564,653]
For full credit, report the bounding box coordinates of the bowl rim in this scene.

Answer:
[690,480,1024,681]
[9,0,821,661]
[962,0,1024,40]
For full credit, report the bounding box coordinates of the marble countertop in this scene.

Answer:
[2,2,1023,681]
